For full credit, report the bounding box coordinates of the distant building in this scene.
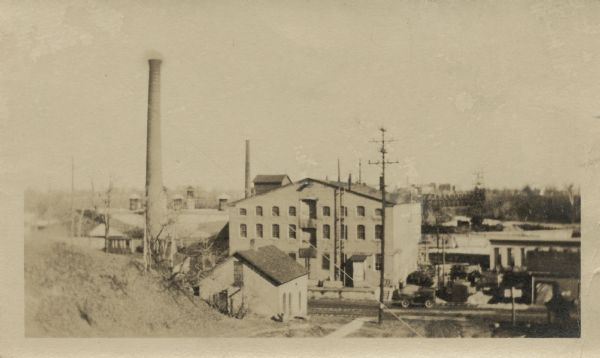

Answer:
[228,177,422,289]
[129,194,141,211]
[172,194,184,211]
[488,230,580,272]
[88,223,134,254]
[437,183,454,194]
[186,186,196,210]
[108,207,229,249]
[198,244,308,319]
[253,175,292,195]
[488,231,581,304]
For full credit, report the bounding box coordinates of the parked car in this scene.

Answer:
[392,285,436,309]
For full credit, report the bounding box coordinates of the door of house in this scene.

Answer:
[344,257,353,287]
[353,261,366,285]
[282,293,287,316]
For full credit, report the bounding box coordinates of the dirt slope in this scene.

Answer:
[24,231,267,337]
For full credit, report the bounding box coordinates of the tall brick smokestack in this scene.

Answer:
[145,59,166,242]
[245,139,251,198]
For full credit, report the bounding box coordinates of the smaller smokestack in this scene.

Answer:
[358,159,362,184]
[245,140,251,199]
[348,173,352,191]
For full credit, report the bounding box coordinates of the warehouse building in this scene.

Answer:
[228,176,421,289]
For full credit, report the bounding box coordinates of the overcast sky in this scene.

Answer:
[2,0,600,192]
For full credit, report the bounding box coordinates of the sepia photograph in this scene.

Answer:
[2,0,600,356]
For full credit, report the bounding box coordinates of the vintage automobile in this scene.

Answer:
[392,284,436,309]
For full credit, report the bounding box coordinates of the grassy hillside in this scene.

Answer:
[24,229,275,337]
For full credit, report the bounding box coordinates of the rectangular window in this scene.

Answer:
[323,224,331,239]
[375,208,383,216]
[520,248,526,266]
[322,254,330,270]
[256,206,263,216]
[240,224,247,238]
[322,206,331,216]
[289,224,297,239]
[272,224,280,239]
[341,206,348,216]
[233,261,243,287]
[256,224,263,238]
[289,252,297,260]
[272,206,280,216]
[357,206,365,216]
[239,208,247,216]
[507,248,514,267]
[357,225,365,240]
[288,206,296,216]
[375,254,383,271]
[375,225,383,240]
[341,224,348,240]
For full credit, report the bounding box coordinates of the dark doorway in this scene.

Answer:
[344,258,354,287]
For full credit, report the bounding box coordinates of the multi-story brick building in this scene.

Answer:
[228,177,421,288]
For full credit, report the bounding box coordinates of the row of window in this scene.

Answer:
[240,223,295,239]
[239,205,382,217]
[240,223,383,240]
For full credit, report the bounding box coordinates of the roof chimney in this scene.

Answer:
[245,140,251,199]
[218,194,229,211]
[348,173,352,191]
[145,58,167,241]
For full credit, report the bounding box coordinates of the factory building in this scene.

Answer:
[228,176,421,289]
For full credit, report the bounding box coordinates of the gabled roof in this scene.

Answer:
[88,224,125,238]
[228,177,402,206]
[253,175,291,184]
[234,245,308,285]
[304,178,397,205]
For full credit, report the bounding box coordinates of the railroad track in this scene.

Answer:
[308,300,548,321]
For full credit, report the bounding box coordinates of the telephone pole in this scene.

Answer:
[336,158,345,282]
[70,157,75,239]
[369,127,399,324]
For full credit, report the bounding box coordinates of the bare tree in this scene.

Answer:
[144,214,176,271]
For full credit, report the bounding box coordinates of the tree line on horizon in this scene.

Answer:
[479,185,580,224]
[25,183,580,225]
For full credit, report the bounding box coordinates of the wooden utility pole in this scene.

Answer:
[333,158,346,282]
[70,157,74,238]
[338,159,346,285]
[333,180,338,281]
[104,177,113,253]
[511,286,516,326]
[369,127,399,324]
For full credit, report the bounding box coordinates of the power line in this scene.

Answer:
[368,127,399,325]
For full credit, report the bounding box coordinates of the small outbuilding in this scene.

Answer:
[198,243,308,319]
[88,223,135,254]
